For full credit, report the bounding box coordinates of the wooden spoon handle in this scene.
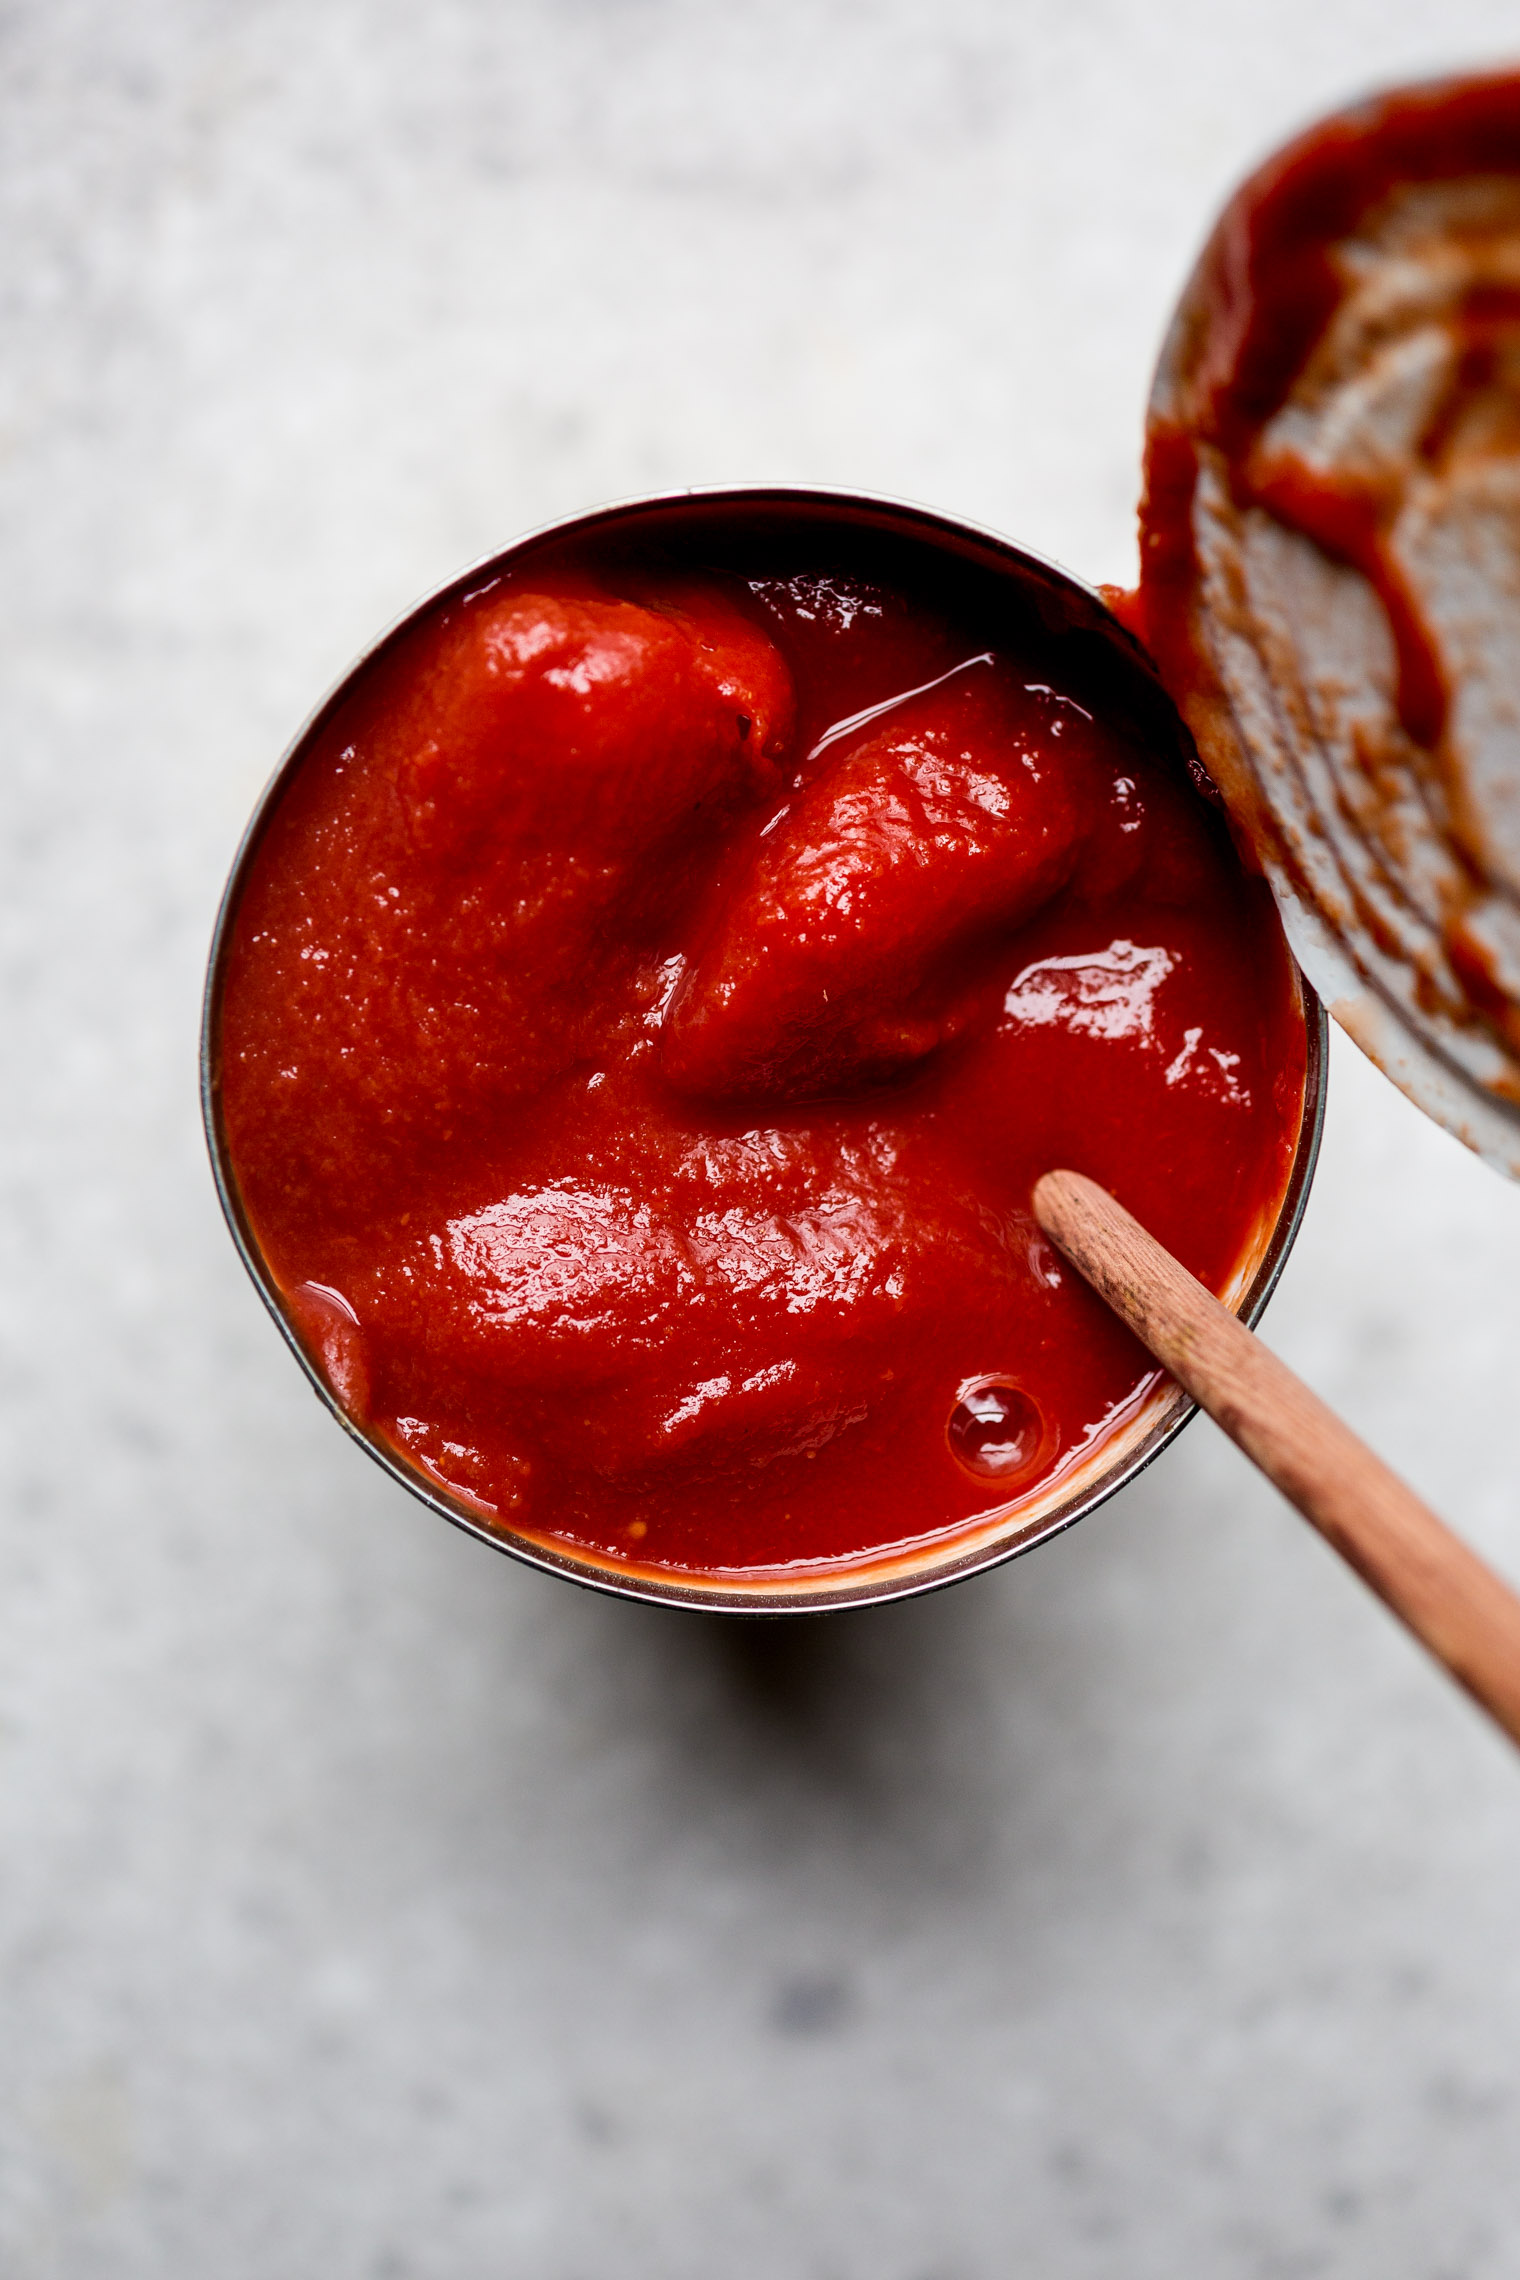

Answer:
[1033,1167,1520,1750]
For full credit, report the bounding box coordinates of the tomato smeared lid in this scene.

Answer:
[1134,69,1520,1173]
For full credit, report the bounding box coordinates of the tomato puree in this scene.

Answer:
[216,520,1307,1577]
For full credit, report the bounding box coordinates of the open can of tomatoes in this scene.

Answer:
[204,485,1326,1610]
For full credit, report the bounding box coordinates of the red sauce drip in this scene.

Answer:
[1242,455,1449,750]
[216,531,1306,1577]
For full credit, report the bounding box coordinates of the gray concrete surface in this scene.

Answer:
[3,4,1520,2273]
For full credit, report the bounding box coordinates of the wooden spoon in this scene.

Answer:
[1033,1168,1520,1751]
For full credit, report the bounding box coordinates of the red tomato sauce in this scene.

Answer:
[216,523,1307,1577]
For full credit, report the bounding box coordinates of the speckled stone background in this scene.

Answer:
[4,4,1520,2274]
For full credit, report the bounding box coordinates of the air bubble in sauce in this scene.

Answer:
[946,1378,1043,1482]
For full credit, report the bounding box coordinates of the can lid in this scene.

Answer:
[1133,69,1520,1174]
